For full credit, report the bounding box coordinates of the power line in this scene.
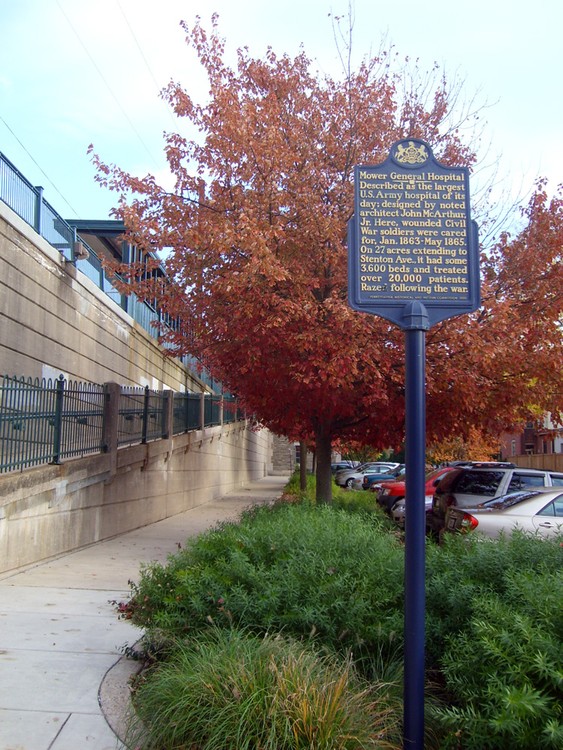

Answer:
[0,114,80,217]
[116,0,179,130]
[55,0,161,169]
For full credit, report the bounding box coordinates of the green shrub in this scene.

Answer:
[284,470,384,516]
[120,479,562,750]
[124,502,405,661]
[127,628,404,750]
[283,470,316,499]
[425,531,563,748]
[425,529,563,666]
[435,587,562,749]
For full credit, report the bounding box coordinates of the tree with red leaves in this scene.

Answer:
[423,181,562,442]
[92,16,562,502]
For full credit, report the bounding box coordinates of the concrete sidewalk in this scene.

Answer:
[0,475,289,750]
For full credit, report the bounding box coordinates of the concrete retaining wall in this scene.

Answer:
[0,198,279,577]
[0,201,203,391]
[0,421,273,575]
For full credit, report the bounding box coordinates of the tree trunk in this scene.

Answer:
[299,441,307,491]
[315,428,333,504]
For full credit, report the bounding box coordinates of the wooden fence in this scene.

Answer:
[512,453,563,472]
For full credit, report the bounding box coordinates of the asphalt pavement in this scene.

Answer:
[0,475,288,750]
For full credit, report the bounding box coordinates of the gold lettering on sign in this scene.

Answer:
[357,165,470,300]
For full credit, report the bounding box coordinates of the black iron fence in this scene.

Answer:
[117,386,167,447]
[0,375,243,474]
[172,392,202,435]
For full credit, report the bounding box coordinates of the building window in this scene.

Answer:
[511,439,516,456]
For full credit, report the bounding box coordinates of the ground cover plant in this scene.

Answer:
[121,479,562,749]
[124,499,405,663]
[284,471,391,515]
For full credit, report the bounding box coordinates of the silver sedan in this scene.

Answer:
[444,488,563,539]
[335,462,399,488]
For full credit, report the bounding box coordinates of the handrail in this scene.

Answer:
[0,375,243,474]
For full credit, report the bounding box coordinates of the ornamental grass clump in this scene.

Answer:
[127,628,403,750]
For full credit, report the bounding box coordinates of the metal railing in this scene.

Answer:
[172,392,202,434]
[204,394,222,427]
[117,386,166,447]
[0,375,105,472]
[0,375,244,474]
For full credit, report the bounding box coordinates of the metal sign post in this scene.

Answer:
[348,140,480,749]
[403,302,428,747]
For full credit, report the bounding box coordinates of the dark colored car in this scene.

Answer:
[361,466,405,491]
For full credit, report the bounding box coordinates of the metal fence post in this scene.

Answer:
[141,385,150,444]
[162,390,173,439]
[51,374,65,464]
[34,186,44,236]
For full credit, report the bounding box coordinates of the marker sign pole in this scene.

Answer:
[348,140,480,749]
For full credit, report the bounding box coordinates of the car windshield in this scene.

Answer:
[480,490,541,510]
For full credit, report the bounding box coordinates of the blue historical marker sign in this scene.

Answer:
[348,139,480,329]
[348,140,481,749]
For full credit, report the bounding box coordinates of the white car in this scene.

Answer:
[335,462,399,488]
[391,495,433,526]
[444,489,563,539]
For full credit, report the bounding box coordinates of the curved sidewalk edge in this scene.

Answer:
[99,651,142,746]
[98,474,290,746]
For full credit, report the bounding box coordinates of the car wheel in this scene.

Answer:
[345,477,354,488]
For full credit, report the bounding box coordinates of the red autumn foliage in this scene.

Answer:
[91,16,563,502]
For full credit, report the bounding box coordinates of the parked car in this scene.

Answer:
[428,462,563,534]
[444,488,563,539]
[350,466,404,491]
[331,460,360,474]
[335,462,400,488]
[391,495,433,525]
[362,466,405,492]
[387,467,455,521]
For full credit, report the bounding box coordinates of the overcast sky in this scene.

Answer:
[1,0,561,223]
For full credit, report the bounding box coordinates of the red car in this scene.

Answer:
[376,467,454,514]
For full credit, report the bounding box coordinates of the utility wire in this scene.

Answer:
[55,0,161,169]
[0,114,80,217]
[116,0,178,129]
[116,1,178,130]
